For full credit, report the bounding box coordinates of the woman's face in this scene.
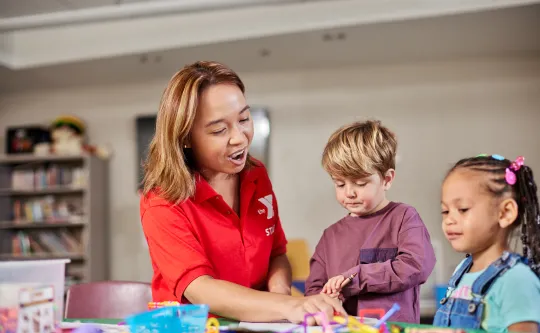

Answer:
[189,83,254,178]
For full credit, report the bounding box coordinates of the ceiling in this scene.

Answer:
[0,0,303,20]
[1,4,539,93]
[0,0,165,18]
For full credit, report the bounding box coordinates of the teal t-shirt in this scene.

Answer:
[447,260,540,332]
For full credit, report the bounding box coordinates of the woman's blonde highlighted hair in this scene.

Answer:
[142,61,245,203]
[322,120,397,180]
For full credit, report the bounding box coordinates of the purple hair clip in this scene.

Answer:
[505,156,525,185]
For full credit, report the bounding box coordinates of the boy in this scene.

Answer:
[304,120,436,323]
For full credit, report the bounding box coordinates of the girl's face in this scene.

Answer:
[441,169,504,254]
[189,83,254,179]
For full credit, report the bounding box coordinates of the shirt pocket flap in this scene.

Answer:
[359,248,398,264]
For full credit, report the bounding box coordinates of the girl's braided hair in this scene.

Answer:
[447,154,540,276]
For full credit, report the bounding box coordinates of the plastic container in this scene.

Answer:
[125,304,209,333]
[0,259,70,321]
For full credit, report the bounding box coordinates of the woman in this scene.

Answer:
[140,61,344,324]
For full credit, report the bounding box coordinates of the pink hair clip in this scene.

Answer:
[505,156,525,185]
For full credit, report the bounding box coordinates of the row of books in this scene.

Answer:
[11,165,86,190]
[10,230,83,255]
[10,196,83,223]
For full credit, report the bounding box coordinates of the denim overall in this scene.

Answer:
[433,251,524,329]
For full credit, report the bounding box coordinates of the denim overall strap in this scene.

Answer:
[433,253,523,329]
[468,251,523,311]
[433,255,473,327]
[439,255,473,305]
[448,255,474,289]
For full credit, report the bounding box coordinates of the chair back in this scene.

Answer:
[64,281,152,319]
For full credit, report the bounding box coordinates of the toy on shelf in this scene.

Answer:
[33,115,111,159]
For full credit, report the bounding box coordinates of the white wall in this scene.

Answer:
[1,56,540,298]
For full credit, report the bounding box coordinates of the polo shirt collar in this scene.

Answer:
[192,161,263,203]
[193,173,217,203]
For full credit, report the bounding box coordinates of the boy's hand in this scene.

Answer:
[322,275,346,295]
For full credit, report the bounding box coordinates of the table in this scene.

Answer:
[62,318,484,333]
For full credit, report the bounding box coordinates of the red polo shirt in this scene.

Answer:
[140,160,288,304]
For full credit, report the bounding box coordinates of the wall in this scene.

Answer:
[1,56,540,299]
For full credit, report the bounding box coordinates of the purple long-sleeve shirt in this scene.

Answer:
[305,202,436,323]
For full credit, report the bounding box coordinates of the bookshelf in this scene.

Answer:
[0,153,109,289]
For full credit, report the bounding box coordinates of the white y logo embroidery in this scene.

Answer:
[258,194,274,219]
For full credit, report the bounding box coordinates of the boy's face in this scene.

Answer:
[332,170,394,217]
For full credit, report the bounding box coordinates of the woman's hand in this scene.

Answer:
[283,294,346,325]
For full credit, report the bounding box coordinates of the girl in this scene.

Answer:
[435,154,540,333]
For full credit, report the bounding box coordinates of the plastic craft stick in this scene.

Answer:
[315,312,333,333]
[331,315,349,330]
[339,316,379,333]
[206,317,220,333]
[357,309,385,324]
[278,312,334,333]
[373,303,401,328]
[404,328,466,333]
[302,312,333,333]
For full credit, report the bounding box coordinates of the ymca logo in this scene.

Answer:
[257,194,274,220]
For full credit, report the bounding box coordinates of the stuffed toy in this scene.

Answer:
[34,115,111,159]
[50,115,86,155]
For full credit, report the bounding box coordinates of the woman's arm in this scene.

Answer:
[267,254,292,295]
[185,275,345,324]
[141,206,345,324]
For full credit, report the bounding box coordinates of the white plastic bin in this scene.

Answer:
[0,259,70,321]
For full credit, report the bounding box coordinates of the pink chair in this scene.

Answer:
[64,281,152,319]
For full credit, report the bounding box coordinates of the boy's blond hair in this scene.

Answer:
[322,120,397,180]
